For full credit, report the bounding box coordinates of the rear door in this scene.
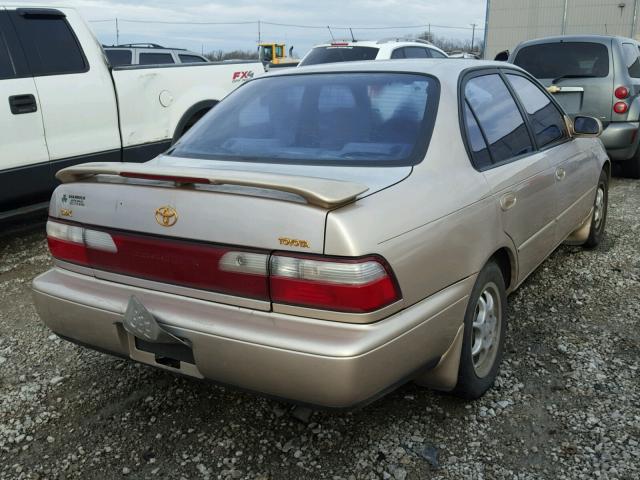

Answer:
[0,9,50,210]
[9,8,121,171]
[462,70,559,283]
[504,71,597,242]
[513,40,613,123]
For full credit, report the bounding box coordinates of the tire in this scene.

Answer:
[583,169,608,248]
[453,261,507,399]
[621,148,640,179]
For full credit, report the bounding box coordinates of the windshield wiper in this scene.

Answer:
[551,74,599,84]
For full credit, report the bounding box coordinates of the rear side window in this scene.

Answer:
[171,73,439,166]
[514,42,609,79]
[464,74,533,167]
[105,49,132,66]
[506,74,567,148]
[179,54,206,63]
[622,43,640,78]
[299,46,379,66]
[139,53,175,65]
[10,12,87,76]
[430,50,447,59]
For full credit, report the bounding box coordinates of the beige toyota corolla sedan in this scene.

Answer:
[33,60,609,408]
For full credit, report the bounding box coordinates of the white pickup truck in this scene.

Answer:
[0,6,264,218]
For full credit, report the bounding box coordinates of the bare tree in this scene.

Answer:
[204,49,259,61]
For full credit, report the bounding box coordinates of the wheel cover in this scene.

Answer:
[471,282,501,378]
[594,186,605,229]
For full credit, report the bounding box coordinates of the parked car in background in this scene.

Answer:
[34,60,609,408]
[298,38,448,66]
[0,6,264,219]
[509,35,640,177]
[104,43,209,66]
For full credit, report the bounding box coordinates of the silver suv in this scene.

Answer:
[509,35,640,178]
[104,43,208,67]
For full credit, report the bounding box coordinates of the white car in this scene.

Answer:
[298,39,448,66]
[0,5,264,219]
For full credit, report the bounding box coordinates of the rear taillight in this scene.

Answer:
[47,220,402,313]
[614,101,629,114]
[269,254,401,313]
[615,86,629,99]
[46,219,269,300]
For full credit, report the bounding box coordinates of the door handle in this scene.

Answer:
[500,192,517,211]
[555,167,566,181]
[9,94,37,114]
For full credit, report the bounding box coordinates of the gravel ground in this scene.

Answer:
[0,178,639,480]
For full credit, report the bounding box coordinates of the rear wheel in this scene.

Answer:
[453,261,506,399]
[583,169,608,248]
[621,148,640,179]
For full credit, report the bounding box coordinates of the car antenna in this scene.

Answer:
[327,26,336,41]
[349,28,356,42]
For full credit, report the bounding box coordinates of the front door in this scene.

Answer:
[0,10,50,211]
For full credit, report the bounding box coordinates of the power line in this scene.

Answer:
[88,18,484,31]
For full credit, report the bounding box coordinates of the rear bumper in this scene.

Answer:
[600,121,640,161]
[32,268,472,408]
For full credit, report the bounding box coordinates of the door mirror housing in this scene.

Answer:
[572,116,603,137]
[494,50,509,61]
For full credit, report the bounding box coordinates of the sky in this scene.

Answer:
[18,0,487,57]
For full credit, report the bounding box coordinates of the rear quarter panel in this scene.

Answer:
[112,62,264,148]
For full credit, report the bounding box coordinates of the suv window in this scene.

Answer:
[105,49,132,66]
[464,73,533,167]
[403,47,430,58]
[139,52,175,65]
[10,13,87,76]
[506,74,567,148]
[622,43,640,78]
[514,42,609,79]
[299,46,379,66]
[430,50,447,59]
[179,54,206,63]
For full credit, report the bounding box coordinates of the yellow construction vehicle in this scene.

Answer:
[258,43,298,66]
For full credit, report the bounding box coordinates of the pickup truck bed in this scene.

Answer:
[0,5,264,215]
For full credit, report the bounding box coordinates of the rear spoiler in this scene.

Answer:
[56,162,369,209]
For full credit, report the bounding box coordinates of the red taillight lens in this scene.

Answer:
[615,86,629,99]
[46,220,269,300]
[269,254,401,313]
[47,220,402,312]
[614,101,629,114]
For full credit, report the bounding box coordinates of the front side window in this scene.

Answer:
[0,30,14,79]
[464,73,533,166]
[506,74,567,148]
[171,73,438,166]
[11,13,86,76]
[105,49,132,66]
[513,42,609,79]
[299,46,379,66]
[139,53,175,65]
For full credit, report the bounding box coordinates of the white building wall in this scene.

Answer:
[484,0,640,59]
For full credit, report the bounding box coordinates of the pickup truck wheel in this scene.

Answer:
[583,169,608,248]
[453,261,506,399]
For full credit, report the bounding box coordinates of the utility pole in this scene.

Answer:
[258,20,261,44]
[115,18,119,45]
[470,23,476,52]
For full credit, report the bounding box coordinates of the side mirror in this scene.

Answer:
[572,116,603,137]
[494,50,509,61]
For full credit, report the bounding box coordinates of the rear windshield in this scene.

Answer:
[170,73,438,166]
[514,42,609,79]
[299,46,379,66]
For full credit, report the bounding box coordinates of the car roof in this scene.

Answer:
[515,34,636,49]
[269,58,523,81]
